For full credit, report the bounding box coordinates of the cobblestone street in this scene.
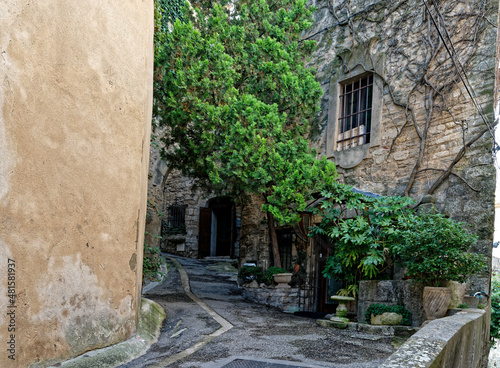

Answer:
[120,255,395,368]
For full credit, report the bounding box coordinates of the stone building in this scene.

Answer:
[151,0,499,314]
[0,1,153,367]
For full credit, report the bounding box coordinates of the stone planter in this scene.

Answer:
[274,273,293,288]
[371,312,403,325]
[423,286,451,320]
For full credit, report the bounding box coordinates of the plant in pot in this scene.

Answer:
[238,265,265,285]
[265,266,289,286]
[392,212,487,320]
[309,186,416,299]
[365,304,412,326]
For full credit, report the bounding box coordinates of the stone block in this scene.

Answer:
[357,323,395,336]
[398,280,425,327]
[359,280,399,303]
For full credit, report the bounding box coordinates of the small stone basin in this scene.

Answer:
[274,273,293,288]
[330,296,356,303]
[330,295,355,321]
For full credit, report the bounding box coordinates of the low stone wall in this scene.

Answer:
[242,286,299,312]
[380,309,489,368]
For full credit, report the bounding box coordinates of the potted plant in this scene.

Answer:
[365,304,412,326]
[392,212,487,320]
[265,266,287,284]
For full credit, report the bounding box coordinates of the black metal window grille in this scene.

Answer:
[168,204,186,228]
[337,74,373,151]
[278,233,293,271]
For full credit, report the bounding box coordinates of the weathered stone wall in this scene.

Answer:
[160,169,209,257]
[307,0,498,294]
[0,1,153,367]
[146,124,170,250]
[380,309,489,368]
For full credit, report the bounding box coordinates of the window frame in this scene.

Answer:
[326,62,384,169]
[337,74,374,151]
[167,203,187,228]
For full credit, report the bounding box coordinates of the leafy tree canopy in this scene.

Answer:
[155,0,337,265]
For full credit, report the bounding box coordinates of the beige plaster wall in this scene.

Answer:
[0,1,153,367]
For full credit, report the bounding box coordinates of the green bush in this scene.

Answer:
[392,213,486,286]
[143,238,165,282]
[265,266,287,283]
[309,185,415,297]
[491,274,500,345]
[238,266,265,284]
[365,304,412,326]
[311,186,486,294]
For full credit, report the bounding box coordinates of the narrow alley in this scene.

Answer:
[120,255,396,368]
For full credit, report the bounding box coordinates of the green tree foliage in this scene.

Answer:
[155,0,337,266]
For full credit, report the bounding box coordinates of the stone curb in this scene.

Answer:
[143,256,234,368]
[49,298,166,368]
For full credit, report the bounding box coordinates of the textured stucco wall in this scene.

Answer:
[0,1,153,367]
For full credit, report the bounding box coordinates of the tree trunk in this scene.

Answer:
[267,211,281,268]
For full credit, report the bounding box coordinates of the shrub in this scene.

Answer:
[392,212,486,286]
[309,185,415,297]
[238,266,265,284]
[143,239,165,282]
[265,266,287,284]
[491,274,500,345]
[365,304,412,326]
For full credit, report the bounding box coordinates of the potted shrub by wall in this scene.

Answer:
[365,304,412,326]
[393,212,487,320]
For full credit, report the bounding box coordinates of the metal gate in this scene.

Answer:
[298,276,319,312]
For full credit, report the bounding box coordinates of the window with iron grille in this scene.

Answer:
[168,204,186,228]
[161,203,187,236]
[337,74,373,151]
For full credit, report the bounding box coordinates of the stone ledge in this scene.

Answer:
[316,319,419,338]
[379,309,487,368]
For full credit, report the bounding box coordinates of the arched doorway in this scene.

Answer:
[198,197,236,258]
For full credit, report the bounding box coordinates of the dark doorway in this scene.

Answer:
[316,236,343,314]
[198,197,235,258]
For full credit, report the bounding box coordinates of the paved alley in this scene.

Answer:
[119,254,395,368]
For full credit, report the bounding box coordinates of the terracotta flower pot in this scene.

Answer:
[423,286,451,320]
